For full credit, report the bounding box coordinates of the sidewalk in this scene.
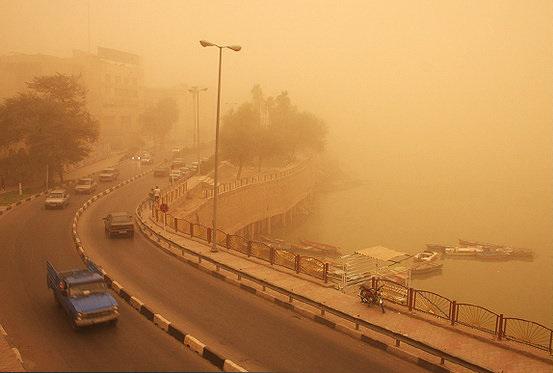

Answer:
[142,205,552,373]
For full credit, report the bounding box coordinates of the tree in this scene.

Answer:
[0,73,98,183]
[220,85,327,178]
[220,103,259,179]
[140,97,179,144]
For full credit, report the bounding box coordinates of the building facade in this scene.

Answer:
[0,47,144,149]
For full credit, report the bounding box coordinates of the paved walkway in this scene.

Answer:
[143,205,552,373]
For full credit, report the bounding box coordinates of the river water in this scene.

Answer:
[272,152,553,327]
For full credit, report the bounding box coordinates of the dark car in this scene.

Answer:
[103,212,134,238]
[98,167,120,182]
[153,167,169,177]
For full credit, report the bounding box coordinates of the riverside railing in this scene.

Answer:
[153,163,552,355]
[372,277,553,353]
[136,199,495,372]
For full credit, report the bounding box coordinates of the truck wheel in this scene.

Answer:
[70,320,80,331]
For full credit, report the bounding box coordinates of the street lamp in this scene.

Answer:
[200,39,241,253]
[188,86,208,174]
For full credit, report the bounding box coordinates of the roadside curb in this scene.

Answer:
[0,323,25,371]
[71,169,247,372]
[0,190,50,217]
[139,223,453,373]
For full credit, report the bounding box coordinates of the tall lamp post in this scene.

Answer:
[200,39,241,253]
[188,86,208,174]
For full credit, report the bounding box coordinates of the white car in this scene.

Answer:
[74,177,98,194]
[45,189,70,209]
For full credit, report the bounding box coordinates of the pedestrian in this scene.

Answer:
[153,185,161,204]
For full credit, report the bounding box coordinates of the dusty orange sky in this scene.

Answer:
[1,0,551,190]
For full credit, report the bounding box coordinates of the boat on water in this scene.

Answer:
[413,251,441,262]
[411,261,443,275]
[459,239,534,259]
[425,244,452,252]
[256,235,342,259]
[444,246,483,257]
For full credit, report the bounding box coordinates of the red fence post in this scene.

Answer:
[247,241,252,257]
[451,300,456,326]
[226,234,230,249]
[207,227,212,243]
[408,288,413,311]
[498,314,504,340]
[295,255,301,273]
[323,263,329,283]
[270,247,275,265]
[174,217,178,232]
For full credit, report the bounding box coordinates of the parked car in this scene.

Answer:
[103,212,134,238]
[74,177,98,194]
[98,167,119,182]
[153,167,169,177]
[45,189,70,209]
[47,261,119,329]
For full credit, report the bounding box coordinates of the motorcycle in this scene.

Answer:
[359,282,385,313]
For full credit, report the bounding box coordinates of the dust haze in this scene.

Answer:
[1,0,552,315]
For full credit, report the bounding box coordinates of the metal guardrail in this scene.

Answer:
[135,199,494,373]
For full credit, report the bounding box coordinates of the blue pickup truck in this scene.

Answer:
[47,261,119,329]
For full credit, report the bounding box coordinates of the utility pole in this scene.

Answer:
[188,86,207,174]
[87,1,91,53]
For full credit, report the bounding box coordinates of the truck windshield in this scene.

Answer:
[48,193,64,198]
[68,281,107,297]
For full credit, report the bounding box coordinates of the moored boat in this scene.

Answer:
[414,251,441,262]
[411,261,443,275]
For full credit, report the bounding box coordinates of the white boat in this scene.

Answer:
[444,246,483,257]
[413,251,441,262]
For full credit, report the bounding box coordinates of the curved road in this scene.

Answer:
[0,158,215,371]
[78,166,426,372]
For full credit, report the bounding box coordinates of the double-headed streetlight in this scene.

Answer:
[188,86,208,174]
[200,39,241,253]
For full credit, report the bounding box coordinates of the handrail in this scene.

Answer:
[135,198,494,372]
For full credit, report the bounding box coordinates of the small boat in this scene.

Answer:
[425,244,451,253]
[411,262,443,275]
[414,251,441,262]
[459,239,534,260]
[475,248,511,260]
[444,246,483,257]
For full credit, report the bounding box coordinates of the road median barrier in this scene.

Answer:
[70,168,247,372]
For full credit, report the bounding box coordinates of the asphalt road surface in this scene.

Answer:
[0,157,216,371]
[78,164,427,372]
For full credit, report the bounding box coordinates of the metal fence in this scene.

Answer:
[369,278,553,353]
[151,165,553,355]
[152,205,331,283]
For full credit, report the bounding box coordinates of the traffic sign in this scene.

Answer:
[160,203,169,213]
